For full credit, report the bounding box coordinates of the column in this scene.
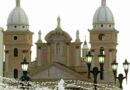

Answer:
[66,43,70,66]
[5,50,9,77]
[75,45,81,66]
[38,47,42,66]
[47,43,51,64]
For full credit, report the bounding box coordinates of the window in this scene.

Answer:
[14,36,17,40]
[101,24,103,27]
[14,26,17,28]
[56,43,60,55]
[100,47,105,54]
[14,48,18,57]
[14,69,18,79]
[98,33,104,41]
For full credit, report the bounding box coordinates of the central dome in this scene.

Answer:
[45,17,72,42]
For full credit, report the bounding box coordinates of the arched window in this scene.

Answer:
[14,69,18,79]
[56,43,60,55]
[100,47,105,54]
[101,24,103,27]
[14,48,18,57]
[14,25,17,28]
[14,36,17,40]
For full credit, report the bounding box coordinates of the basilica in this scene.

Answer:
[2,0,118,85]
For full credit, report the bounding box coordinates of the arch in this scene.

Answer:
[98,33,104,40]
[14,48,18,57]
[100,47,105,54]
[14,69,18,79]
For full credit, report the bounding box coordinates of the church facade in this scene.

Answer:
[30,17,86,81]
[3,0,118,84]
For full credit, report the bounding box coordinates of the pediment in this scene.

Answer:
[31,63,84,80]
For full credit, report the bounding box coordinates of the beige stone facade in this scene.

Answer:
[29,18,87,81]
[89,28,118,84]
[3,0,119,85]
[4,31,33,78]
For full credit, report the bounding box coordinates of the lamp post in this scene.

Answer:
[84,51,93,79]
[111,59,129,89]
[20,56,31,90]
[84,48,105,90]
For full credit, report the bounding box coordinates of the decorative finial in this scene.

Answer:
[101,0,106,6]
[75,30,80,42]
[83,35,88,49]
[38,30,42,40]
[57,16,61,28]
[16,0,20,7]
[84,35,87,45]
[37,30,43,43]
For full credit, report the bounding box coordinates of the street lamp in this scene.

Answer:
[123,60,129,81]
[84,51,93,78]
[111,60,118,82]
[98,48,105,80]
[111,59,129,89]
[20,56,31,90]
[84,48,105,90]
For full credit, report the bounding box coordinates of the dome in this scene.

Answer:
[7,0,29,26]
[83,40,88,49]
[45,17,72,42]
[45,29,72,42]
[93,6,114,24]
[7,7,29,26]
[93,0,115,28]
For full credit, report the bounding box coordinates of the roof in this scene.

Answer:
[29,62,86,80]
[93,0,114,25]
[7,0,29,26]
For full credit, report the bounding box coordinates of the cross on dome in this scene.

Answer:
[101,0,106,6]
[16,0,20,7]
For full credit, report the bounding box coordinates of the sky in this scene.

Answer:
[0,0,130,89]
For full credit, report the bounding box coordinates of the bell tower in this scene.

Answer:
[89,0,118,83]
[4,0,33,78]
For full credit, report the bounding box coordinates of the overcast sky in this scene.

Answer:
[0,0,130,89]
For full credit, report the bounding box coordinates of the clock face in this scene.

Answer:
[98,33,105,40]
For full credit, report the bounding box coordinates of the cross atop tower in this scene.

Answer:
[16,0,20,7]
[101,0,106,6]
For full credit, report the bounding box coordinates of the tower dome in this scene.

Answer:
[93,0,115,29]
[7,0,29,31]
